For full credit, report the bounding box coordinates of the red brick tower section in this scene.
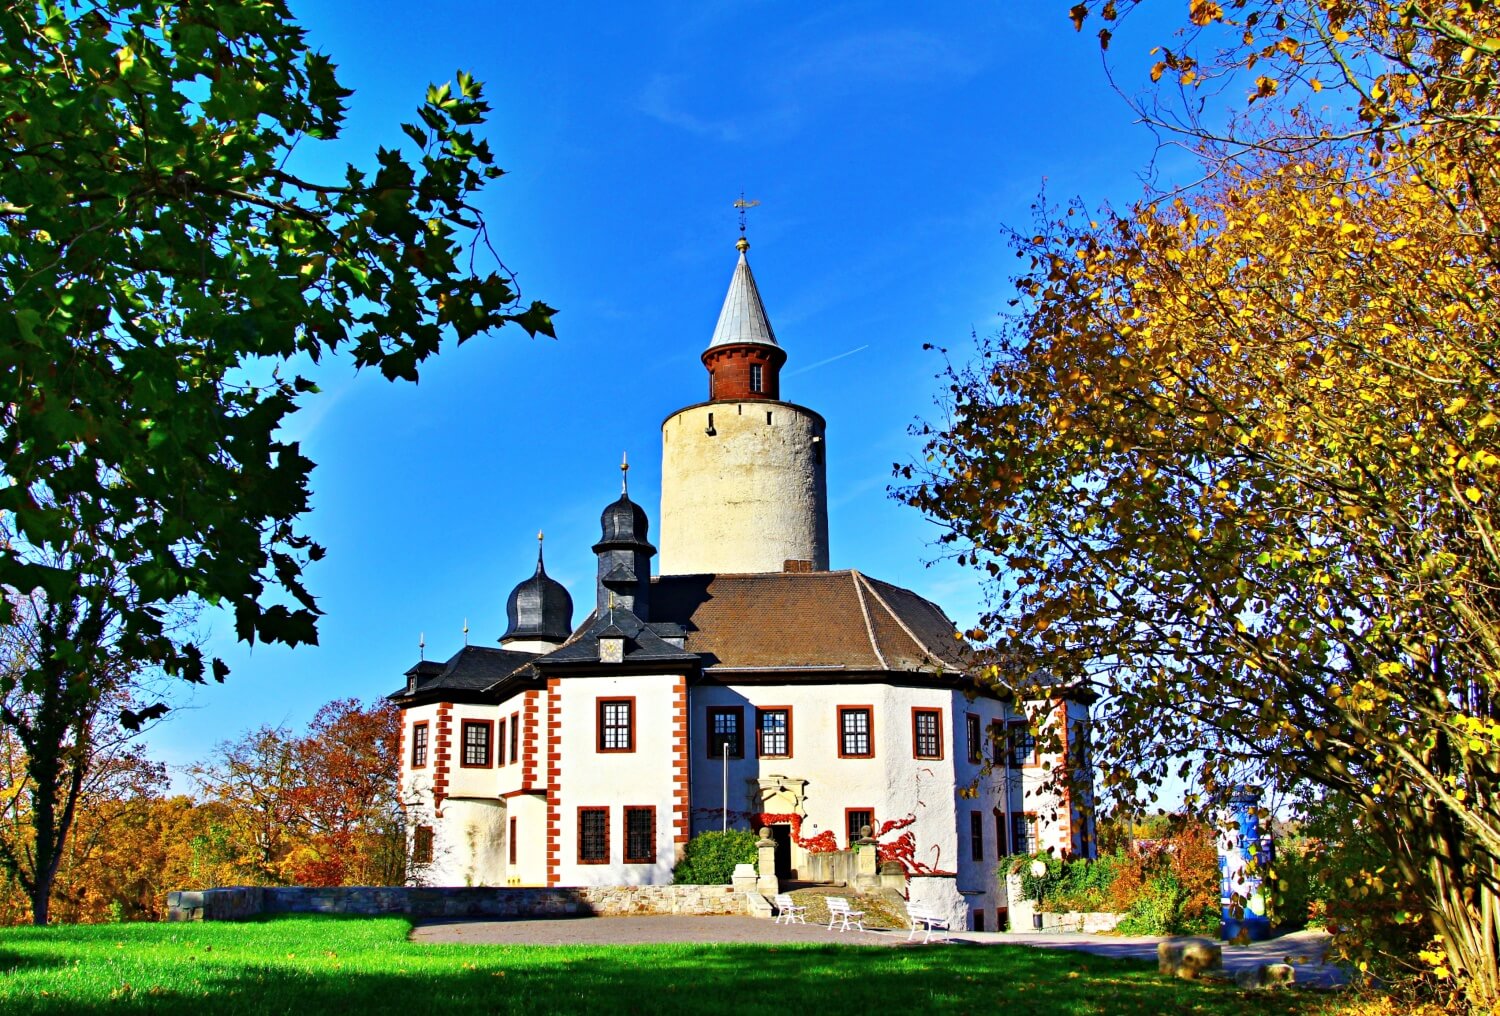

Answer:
[433,702,453,817]
[703,342,786,401]
[671,677,691,853]
[544,679,562,886]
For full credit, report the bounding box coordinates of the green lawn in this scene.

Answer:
[0,916,1347,1015]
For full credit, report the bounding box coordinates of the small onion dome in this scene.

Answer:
[595,453,655,552]
[502,536,573,644]
[598,493,652,547]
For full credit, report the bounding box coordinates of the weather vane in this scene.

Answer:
[734,193,760,241]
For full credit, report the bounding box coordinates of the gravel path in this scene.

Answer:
[411,916,1343,986]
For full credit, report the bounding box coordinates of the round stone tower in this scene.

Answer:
[658,237,829,575]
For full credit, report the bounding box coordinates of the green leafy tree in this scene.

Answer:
[0,0,552,923]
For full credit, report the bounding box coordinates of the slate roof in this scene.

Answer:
[646,569,974,674]
[390,645,537,703]
[540,607,699,669]
[706,248,779,350]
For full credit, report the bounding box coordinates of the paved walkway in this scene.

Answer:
[411,916,1342,988]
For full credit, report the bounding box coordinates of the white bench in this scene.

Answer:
[905,901,950,943]
[824,896,865,932]
[773,893,807,924]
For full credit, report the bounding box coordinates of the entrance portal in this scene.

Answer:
[771,824,794,880]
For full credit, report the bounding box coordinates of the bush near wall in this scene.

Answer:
[672,831,757,885]
[1004,821,1220,936]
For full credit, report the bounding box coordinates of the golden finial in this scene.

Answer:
[734,193,759,252]
[620,451,630,494]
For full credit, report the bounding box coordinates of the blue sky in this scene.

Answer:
[144,1,1186,774]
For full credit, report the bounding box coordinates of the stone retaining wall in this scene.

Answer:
[166,884,752,922]
[1040,910,1126,933]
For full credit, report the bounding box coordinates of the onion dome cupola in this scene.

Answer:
[592,454,655,618]
[501,533,574,648]
[702,236,787,401]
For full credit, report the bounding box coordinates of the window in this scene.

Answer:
[756,707,792,758]
[839,706,874,758]
[411,722,429,768]
[990,720,1007,766]
[509,817,518,866]
[1012,813,1039,855]
[510,711,520,764]
[750,363,763,392]
[995,811,1008,857]
[578,807,609,864]
[707,706,744,759]
[413,825,434,865]
[496,718,507,768]
[846,808,875,847]
[461,720,492,768]
[1009,723,1037,767]
[965,714,980,763]
[912,708,943,759]
[598,698,634,752]
[624,806,656,864]
[970,811,984,861]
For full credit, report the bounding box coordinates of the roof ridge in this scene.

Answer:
[849,570,889,671]
[858,573,946,667]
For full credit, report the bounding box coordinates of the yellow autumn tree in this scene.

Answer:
[903,1,1500,1006]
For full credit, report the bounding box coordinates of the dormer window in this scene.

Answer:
[750,363,763,393]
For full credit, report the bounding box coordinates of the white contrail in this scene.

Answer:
[787,344,869,376]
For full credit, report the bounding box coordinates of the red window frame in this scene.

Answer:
[508,817,518,866]
[1012,812,1039,854]
[413,824,434,865]
[969,811,984,861]
[597,697,636,753]
[623,806,656,864]
[496,717,507,768]
[844,808,875,848]
[707,706,745,759]
[510,710,520,764]
[994,809,1008,857]
[460,719,493,768]
[411,722,429,769]
[912,707,943,760]
[578,807,610,864]
[965,713,980,764]
[755,706,793,758]
[1008,721,1039,767]
[837,705,875,759]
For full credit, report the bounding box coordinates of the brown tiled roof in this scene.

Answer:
[648,570,973,674]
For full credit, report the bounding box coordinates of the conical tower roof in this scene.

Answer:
[705,239,778,351]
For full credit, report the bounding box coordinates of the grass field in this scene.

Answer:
[0,915,1353,1014]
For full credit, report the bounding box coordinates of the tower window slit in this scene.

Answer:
[750,363,763,393]
[766,412,773,425]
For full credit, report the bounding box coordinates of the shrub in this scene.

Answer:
[671,830,757,885]
[1003,818,1219,935]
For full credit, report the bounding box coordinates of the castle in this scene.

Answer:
[389,234,1094,930]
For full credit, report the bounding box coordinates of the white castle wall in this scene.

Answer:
[552,672,683,886]
[659,401,828,574]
